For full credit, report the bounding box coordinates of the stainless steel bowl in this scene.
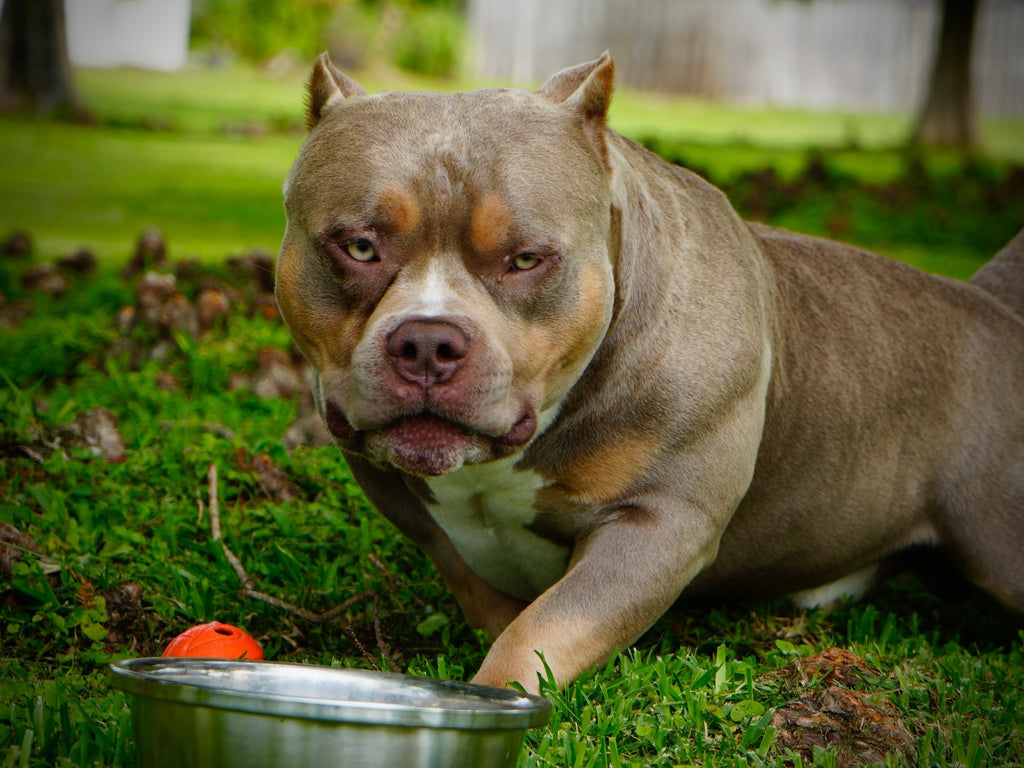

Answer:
[109,658,550,768]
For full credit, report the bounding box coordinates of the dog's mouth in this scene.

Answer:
[324,402,537,476]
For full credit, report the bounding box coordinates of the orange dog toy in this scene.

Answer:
[162,621,263,660]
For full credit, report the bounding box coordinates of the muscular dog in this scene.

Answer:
[276,52,1024,693]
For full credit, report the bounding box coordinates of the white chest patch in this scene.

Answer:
[423,457,570,601]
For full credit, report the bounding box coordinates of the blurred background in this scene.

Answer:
[0,0,1022,272]
[3,10,1024,768]
[1,7,1023,760]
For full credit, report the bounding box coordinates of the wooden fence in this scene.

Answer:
[468,0,1024,116]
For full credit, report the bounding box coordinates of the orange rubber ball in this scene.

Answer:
[162,621,263,660]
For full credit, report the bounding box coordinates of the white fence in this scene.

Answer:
[468,0,1024,116]
[64,0,192,71]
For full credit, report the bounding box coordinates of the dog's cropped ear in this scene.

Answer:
[306,52,367,130]
[538,52,615,166]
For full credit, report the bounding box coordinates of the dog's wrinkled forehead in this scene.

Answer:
[285,88,609,234]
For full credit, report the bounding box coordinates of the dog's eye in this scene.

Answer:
[510,253,541,271]
[345,240,378,262]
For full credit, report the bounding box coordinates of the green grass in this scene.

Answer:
[5,65,459,261]
[2,63,1024,767]
[2,269,1022,766]
[6,117,1017,273]
[610,89,1024,164]
[73,64,1024,165]
[76,66,307,135]
[2,276,1022,767]
[1,63,1021,265]
[74,65,464,135]
[0,120,299,261]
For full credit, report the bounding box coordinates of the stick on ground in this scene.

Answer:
[205,463,397,670]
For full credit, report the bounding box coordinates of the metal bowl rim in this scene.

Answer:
[109,658,550,730]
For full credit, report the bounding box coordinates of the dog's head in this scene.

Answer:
[276,54,618,476]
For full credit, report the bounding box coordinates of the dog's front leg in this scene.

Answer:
[471,499,723,693]
[344,453,528,638]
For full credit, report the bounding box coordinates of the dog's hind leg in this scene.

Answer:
[940,256,1024,614]
[970,228,1024,318]
[937,460,1024,615]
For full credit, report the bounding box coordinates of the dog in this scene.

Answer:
[276,52,1024,693]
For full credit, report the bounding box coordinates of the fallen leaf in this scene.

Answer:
[2,229,32,258]
[787,647,877,687]
[252,347,305,400]
[135,271,178,325]
[771,685,916,767]
[103,582,147,652]
[57,248,97,276]
[196,287,231,333]
[0,522,61,585]
[251,453,302,502]
[282,389,333,449]
[122,229,167,279]
[76,407,127,463]
[21,264,68,297]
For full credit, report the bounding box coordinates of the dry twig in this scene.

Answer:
[207,464,252,588]
[204,462,397,671]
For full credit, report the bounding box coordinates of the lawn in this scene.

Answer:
[2,63,1021,266]
[1,63,1023,767]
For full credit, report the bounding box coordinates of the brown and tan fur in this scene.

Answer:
[277,52,1024,693]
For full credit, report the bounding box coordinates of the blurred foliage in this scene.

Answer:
[3,61,1021,271]
[3,52,1024,767]
[190,0,338,63]
[390,5,464,78]
[644,137,1024,276]
[190,0,466,78]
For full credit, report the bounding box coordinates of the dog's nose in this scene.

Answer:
[386,320,470,386]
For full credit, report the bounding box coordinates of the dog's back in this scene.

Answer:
[971,229,1024,319]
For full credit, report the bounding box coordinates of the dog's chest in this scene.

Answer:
[423,458,570,601]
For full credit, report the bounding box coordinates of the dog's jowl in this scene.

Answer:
[276,52,1024,693]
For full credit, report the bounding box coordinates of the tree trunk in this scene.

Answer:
[0,0,85,116]
[912,0,979,148]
